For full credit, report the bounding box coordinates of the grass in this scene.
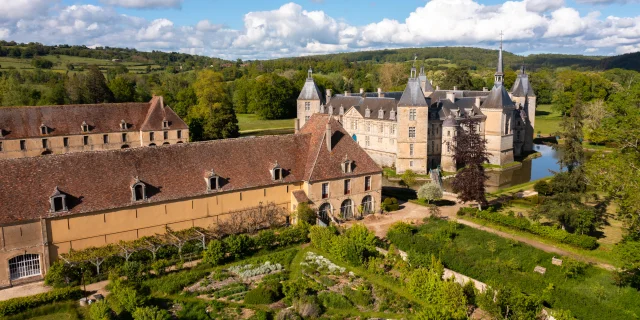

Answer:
[236,114,294,132]
[0,55,161,74]
[482,161,522,170]
[389,220,640,320]
[535,104,563,136]
[487,177,551,197]
[382,167,431,179]
[4,301,85,320]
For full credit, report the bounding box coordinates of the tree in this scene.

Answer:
[296,202,316,225]
[556,93,586,180]
[379,63,408,91]
[451,117,489,208]
[32,58,53,69]
[89,300,113,320]
[232,77,253,113]
[191,69,239,140]
[132,307,171,320]
[533,180,552,196]
[401,169,417,188]
[418,182,443,204]
[108,77,136,102]
[85,65,113,103]
[203,239,225,265]
[248,73,296,119]
[441,67,472,90]
[614,239,640,286]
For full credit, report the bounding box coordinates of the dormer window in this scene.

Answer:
[49,187,67,213]
[120,120,127,130]
[328,105,333,115]
[365,107,371,118]
[81,121,89,133]
[40,124,48,135]
[205,170,220,192]
[162,118,169,129]
[339,105,344,115]
[270,162,283,181]
[131,178,146,202]
[320,104,325,113]
[341,156,353,173]
[390,109,396,120]
[378,109,384,119]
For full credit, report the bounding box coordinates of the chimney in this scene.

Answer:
[436,85,440,91]
[483,87,488,92]
[377,88,382,98]
[475,97,481,108]
[453,86,457,91]
[359,88,364,94]
[295,118,300,134]
[446,92,455,103]
[430,80,433,85]
[344,91,348,96]
[325,123,332,152]
[326,89,332,103]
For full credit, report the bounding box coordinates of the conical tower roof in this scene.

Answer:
[298,68,323,101]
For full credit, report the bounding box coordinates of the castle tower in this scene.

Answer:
[510,65,537,153]
[396,62,430,174]
[441,115,457,172]
[481,37,516,166]
[418,62,434,97]
[297,68,323,128]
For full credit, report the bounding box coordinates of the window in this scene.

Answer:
[351,120,356,130]
[410,144,414,156]
[379,124,384,133]
[271,162,283,181]
[390,138,395,145]
[162,119,169,129]
[9,254,41,280]
[409,109,416,120]
[103,134,109,144]
[344,179,351,195]
[63,137,69,147]
[149,132,155,141]
[42,139,48,149]
[378,137,383,143]
[365,176,371,191]
[305,116,310,121]
[410,161,414,167]
[339,106,344,115]
[361,195,373,215]
[365,136,370,147]
[20,140,26,150]
[304,101,310,111]
[0,141,2,152]
[120,120,127,130]
[342,158,353,173]
[50,188,67,212]
[409,127,416,138]
[516,131,521,141]
[318,203,331,222]
[83,136,89,146]
[366,122,371,132]
[340,199,354,219]
[391,125,396,134]
[132,181,146,201]
[322,183,329,199]
[207,170,220,191]
[378,109,384,119]
[40,125,47,135]
[163,131,168,140]
[365,108,371,118]
[122,133,127,142]
[390,109,396,120]
[447,130,451,137]
[177,130,182,139]
[81,121,89,133]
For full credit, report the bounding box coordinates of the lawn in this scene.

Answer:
[236,114,294,132]
[535,104,563,136]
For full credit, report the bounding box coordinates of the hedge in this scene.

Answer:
[0,287,83,316]
[457,207,598,250]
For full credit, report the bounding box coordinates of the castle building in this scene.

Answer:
[0,114,381,288]
[0,96,189,159]
[297,44,536,174]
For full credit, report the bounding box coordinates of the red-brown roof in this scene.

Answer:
[292,190,310,203]
[0,114,381,225]
[0,96,188,139]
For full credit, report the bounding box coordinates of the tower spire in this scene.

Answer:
[494,31,504,86]
[307,67,313,79]
[410,54,417,78]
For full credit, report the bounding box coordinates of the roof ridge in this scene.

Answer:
[0,102,150,110]
[305,116,330,181]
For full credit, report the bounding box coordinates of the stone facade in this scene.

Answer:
[297,46,536,174]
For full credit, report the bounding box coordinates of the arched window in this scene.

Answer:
[149,143,156,147]
[339,105,344,115]
[340,199,354,220]
[40,124,48,135]
[206,170,220,192]
[81,121,89,133]
[361,195,373,215]
[121,144,130,149]
[132,179,146,201]
[9,254,41,280]
[271,162,283,181]
[162,142,170,145]
[120,120,127,130]
[49,187,67,213]
[318,203,331,222]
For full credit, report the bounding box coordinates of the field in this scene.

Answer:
[237,114,295,136]
[535,104,563,136]
[0,55,161,74]
[388,219,640,320]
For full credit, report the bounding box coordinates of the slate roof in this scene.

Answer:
[326,96,363,111]
[351,98,397,121]
[482,84,515,109]
[298,78,323,102]
[418,67,434,92]
[398,78,428,107]
[0,114,380,225]
[0,96,187,140]
[511,67,535,97]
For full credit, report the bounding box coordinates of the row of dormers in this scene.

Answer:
[48,158,357,213]
[31,118,173,136]
[319,104,397,120]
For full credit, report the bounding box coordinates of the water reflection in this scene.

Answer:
[384,144,572,193]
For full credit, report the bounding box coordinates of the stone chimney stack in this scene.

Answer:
[453,86,458,91]
[344,91,348,96]
[475,97,481,108]
[295,118,300,134]
[325,123,332,152]
[436,85,440,91]
[359,88,364,94]
[326,89,332,103]
[430,80,433,85]
[377,88,382,98]
[482,87,488,92]
[446,92,455,103]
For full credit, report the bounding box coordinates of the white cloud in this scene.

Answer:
[0,0,54,20]
[100,0,183,9]
[585,47,598,52]
[576,0,639,4]
[524,0,565,12]
[544,7,590,37]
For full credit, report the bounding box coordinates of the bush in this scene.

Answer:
[203,239,226,265]
[296,202,316,225]
[318,291,353,309]
[534,180,552,196]
[457,207,598,249]
[276,225,309,246]
[150,259,169,276]
[256,230,276,250]
[0,287,83,316]
[244,283,283,304]
[381,197,399,212]
[224,234,255,260]
[132,306,171,320]
[309,225,338,251]
[44,261,79,288]
[32,58,53,69]
[418,182,443,203]
[89,300,113,320]
[144,269,208,294]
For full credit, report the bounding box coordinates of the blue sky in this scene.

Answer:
[2,0,640,59]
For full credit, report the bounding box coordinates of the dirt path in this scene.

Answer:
[351,197,616,271]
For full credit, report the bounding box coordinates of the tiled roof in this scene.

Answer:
[0,96,187,140]
[292,190,310,203]
[0,114,380,225]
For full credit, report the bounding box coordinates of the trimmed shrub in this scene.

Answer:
[244,283,283,304]
[318,291,353,309]
[381,197,399,212]
[224,234,255,260]
[457,207,598,249]
[203,239,226,265]
[132,306,171,320]
[277,225,309,246]
[0,287,83,316]
[44,261,79,288]
[255,230,276,250]
[534,180,552,196]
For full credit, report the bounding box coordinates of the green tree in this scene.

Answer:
[108,77,136,102]
[89,300,113,320]
[248,73,296,119]
[203,239,225,266]
[418,182,443,204]
[32,58,53,69]
[441,67,473,90]
[296,202,316,225]
[401,169,417,187]
[132,306,171,320]
[191,69,239,140]
[85,65,113,103]
[232,77,253,113]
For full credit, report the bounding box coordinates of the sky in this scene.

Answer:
[1,0,639,60]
